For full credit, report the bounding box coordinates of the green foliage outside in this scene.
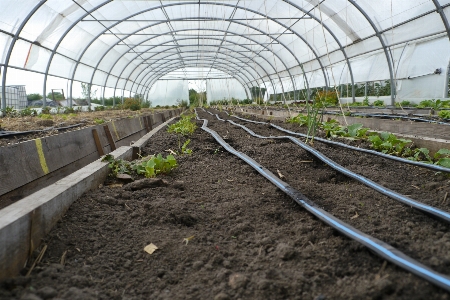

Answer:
[27,93,43,101]
[189,89,207,107]
[123,98,141,111]
[46,91,64,101]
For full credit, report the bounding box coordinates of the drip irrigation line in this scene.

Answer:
[212,112,450,224]
[345,112,450,126]
[194,109,450,293]
[226,113,450,174]
[0,123,84,138]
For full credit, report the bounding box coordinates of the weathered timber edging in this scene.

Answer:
[0,116,176,280]
[0,109,182,207]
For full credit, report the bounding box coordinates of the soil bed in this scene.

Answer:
[1,111,449,299]
[0,108,168,147]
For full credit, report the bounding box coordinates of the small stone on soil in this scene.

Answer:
[36,286,57,299]
[125,178,169,191]
[214,292,230,300]
[228,273,248,289]
[275,243,296,260]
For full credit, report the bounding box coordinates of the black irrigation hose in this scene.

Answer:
[347,112,450,126]
[228,113,450,174]
[0,123,84,138]
[195,109,450,293]
[212,112,450,224]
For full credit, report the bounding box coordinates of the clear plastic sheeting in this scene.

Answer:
[1,0,450,109]
[147,79,188,107]
[206,78,248,102]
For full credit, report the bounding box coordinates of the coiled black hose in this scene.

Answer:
[195,109,450,293]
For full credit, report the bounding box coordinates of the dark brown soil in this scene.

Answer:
[1,109,450,300]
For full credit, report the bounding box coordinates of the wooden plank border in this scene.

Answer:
[0,116,178,280]
[0,109,182,198]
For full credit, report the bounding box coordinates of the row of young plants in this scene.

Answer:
[102,113,197,179]
[286,115,450,168]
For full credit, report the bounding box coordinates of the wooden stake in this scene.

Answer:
[92,129,104,156]
[103,125,116,151]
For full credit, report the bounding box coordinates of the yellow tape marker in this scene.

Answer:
[138,116,143,129]
[35,139,49,174]
[111,121,120,140]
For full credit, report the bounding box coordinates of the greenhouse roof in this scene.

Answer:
[1,0,450,106]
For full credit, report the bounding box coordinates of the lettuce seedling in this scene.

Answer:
[434,149,450,168]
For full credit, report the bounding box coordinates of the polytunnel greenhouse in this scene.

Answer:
[1,0,450,299]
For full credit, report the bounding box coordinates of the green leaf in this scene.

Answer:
[435,148,450,159]
[347,123,363,137]
[436,158,450,168]
[380,132,391,141]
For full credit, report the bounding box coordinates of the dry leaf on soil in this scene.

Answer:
[144,243,158,255]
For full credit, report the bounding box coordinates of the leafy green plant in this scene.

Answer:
[94,118,105,124]
[286,114,309,126]
[181,139,193,155]
[321,119,345,138]
[20,107,36,117]
[368,132,412,155]
[102,154,132,177]
[438,110,450,119]
[434,149,450,168]
[167,114,197,136]
[395,100,413,108]
[94,106,105,111]
[39,114,53,120]
[362,97,370,106]
[167,114,197,152]
[346,123,369,139]
[417,99,449,110]
[1,106,17,117]
[406,148,433,163]
[373,100,384,107]
[133,154,177,178]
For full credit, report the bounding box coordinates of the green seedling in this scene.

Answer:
[133,154,177,178]
[181,139,193,155]
[434,149,450,168]
[438,110,450,119]
[321,119,345,138]
[168,114,197,151]
[345,123,369,139]
[368,132,412,156]
[102,154,132,177]
[286,114,309,126]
